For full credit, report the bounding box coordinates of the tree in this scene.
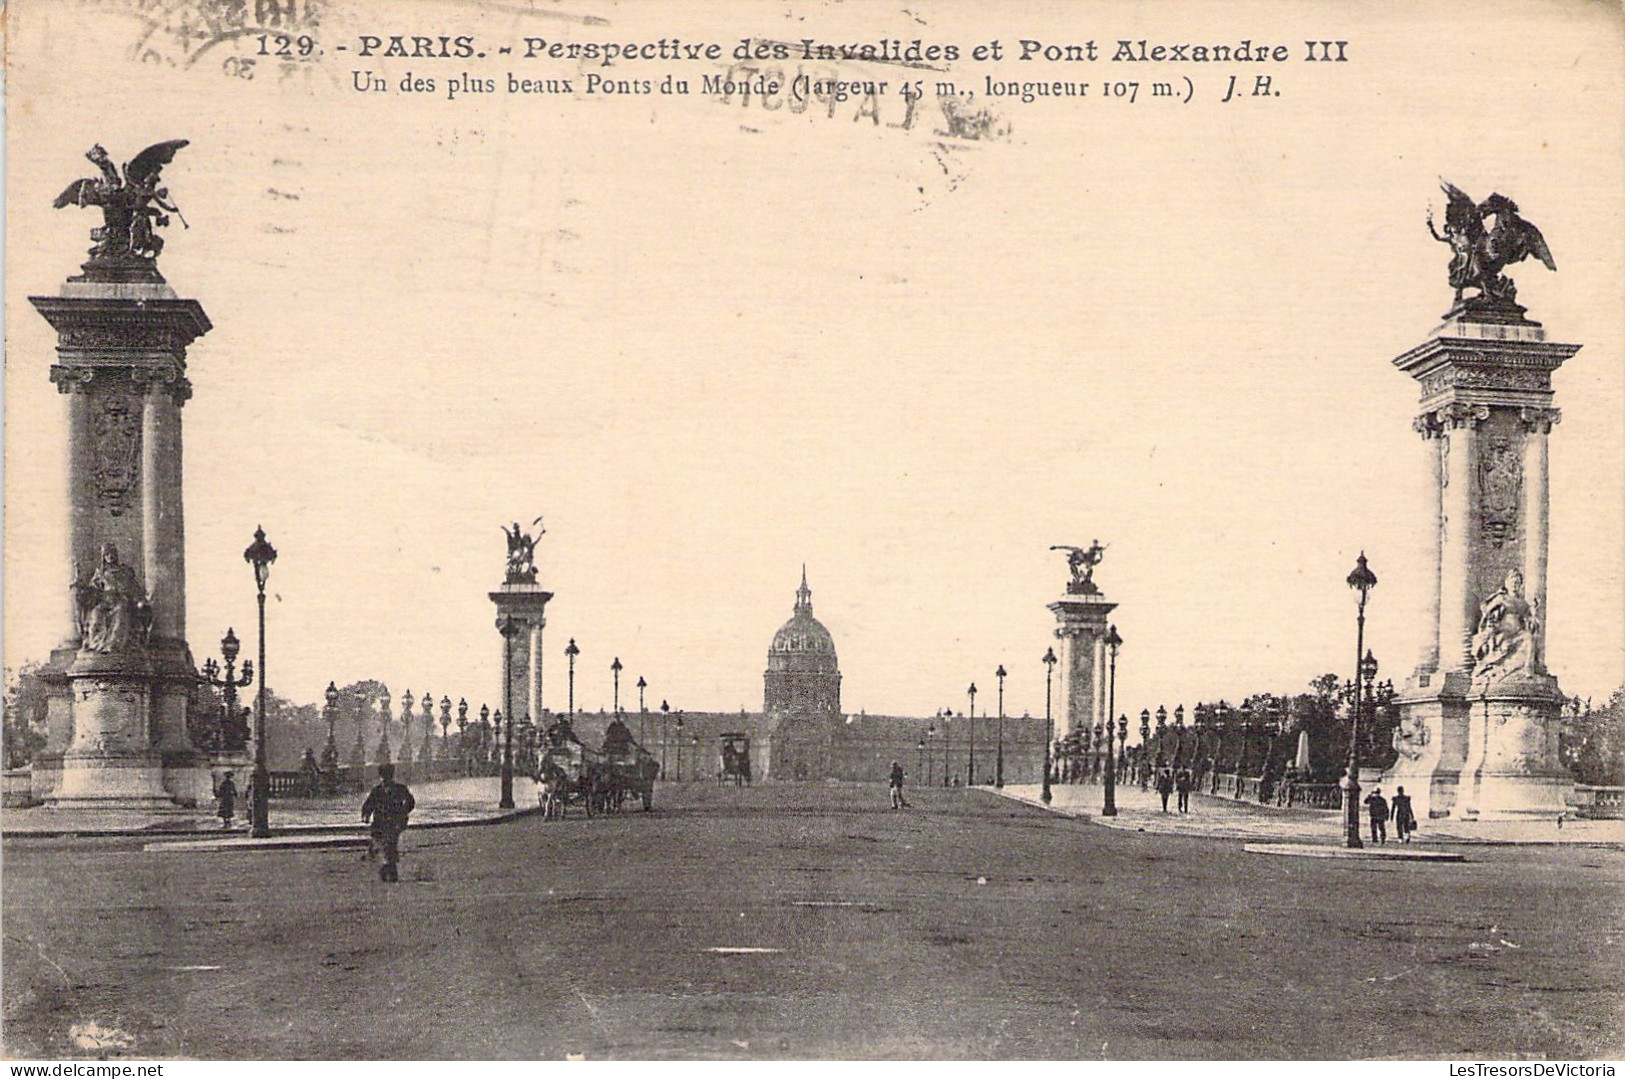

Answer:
[1562,688,1625,786]
[2,663,51,768]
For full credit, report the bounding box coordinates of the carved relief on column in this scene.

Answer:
[90,394,142,519]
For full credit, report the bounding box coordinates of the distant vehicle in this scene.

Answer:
[719,733,751,787]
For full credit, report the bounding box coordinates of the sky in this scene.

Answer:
[5,0,1623,727]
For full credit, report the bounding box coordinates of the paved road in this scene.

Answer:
[4,783,1622,1059]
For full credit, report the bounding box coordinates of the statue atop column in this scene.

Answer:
[72,543,153,654]
[53,140,190,280]
[1427,180,1556,313]
[501,516,545,584]
[1051,540,1107,595]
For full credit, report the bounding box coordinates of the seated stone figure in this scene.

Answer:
[75,542,152,653]
[1471,569,1540,687]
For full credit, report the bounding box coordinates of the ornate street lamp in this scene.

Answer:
[917,735,926,787]
[498,613,521,808]
[201,628,253,755]
[439,696,453,758]
[675,712,685,781]
[565,638,580,715]
[660,699,670,779]
[637,676,648,745]
[941,710,952,787]
[1361,648,1380,778]
[925,723,935,787]
[611,656,623,715]
[242,526,277,838]
[995,664,1008,788]
[1139,709,1152,788]
[1042,648,1058,804]
[1103,624,1122,816]
[967,682,978,786]
[321,680,340,777]
[1344,551,1378,848]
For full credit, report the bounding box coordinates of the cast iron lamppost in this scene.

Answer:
[1104,624,1122,816]
[1343,551,1378,849]
[564,638,580,715]
[660,699,670,779]
[1042,648,1058,804]
[611,656,623,715]
[994,664,1007,787]
[243,526,277,838]
[321,681,341,779]
[967,682,978,785]
[498,613,520,808]
[200,627,253,755]
[637,676,647,745]
[941,710,952,786]
[675,713,685,781]
[925,723,935,787]
[1361,648,1379,782]
[917,735,926,787]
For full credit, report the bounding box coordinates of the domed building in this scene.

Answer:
[762,568,842,780]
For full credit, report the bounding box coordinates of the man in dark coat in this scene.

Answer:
[361,763,416,881]
[1175,767,1193,813]
[1155,768,1175,812]
[1363,787,1390,845]
[1391,786,1416,843]
[215,772,238,830]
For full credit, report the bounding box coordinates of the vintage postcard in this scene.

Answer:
[4,0,1622,1063]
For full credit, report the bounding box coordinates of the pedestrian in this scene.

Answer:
[1155,767,1174,812]
[1175,767,1193,813]
[360,763,416,882]
[888,761,909,809]
[215,771,238,830]
[1391,786,1416,843]
[1363,786,1390,844]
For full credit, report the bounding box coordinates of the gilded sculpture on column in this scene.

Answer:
[1051,541,1107,595]
[53,140,189,272]
[1427,180,1556,310]
[502,516,545,584]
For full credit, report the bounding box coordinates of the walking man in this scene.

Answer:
[1391,786,1416,843]
[215,771,238,831]
[888,761,909,809]
[1155,767,1175,813]
[1363,786,1390,845]
[361,763,416,881]
[1175,767,1193,813]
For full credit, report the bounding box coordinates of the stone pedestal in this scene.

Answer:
[29,277,212,809]
[1048,589,1117,741]
[490,582,552,724]
[1383,307,1580,820]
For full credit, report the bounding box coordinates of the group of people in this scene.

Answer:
[215,763,417,882]
[1362,785,1418,844]
[1153,767,1195,813]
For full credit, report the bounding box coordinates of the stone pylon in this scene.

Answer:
[1385,304,1581,820]
[29,276,213,808]
[491,581,552,728]
[1049,573,1117,746]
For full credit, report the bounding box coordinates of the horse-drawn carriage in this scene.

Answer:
[719,733,751,786]
[537,739,658,819]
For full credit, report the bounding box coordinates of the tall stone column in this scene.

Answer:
[1385,304,1580,820]
[1048,564,1116,751]
[490,582,551,725]
[30,279,212,808]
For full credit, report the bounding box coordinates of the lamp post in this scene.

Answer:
[1042,648,1057,804]
[925,724,935,787]
[439,696,452,758]
[941,710,952,787]
[321,680,340,775]
[200,627,253,756]
[660,699,670,779]
[611,656,622,715]
[243,526,277,838]
[498,614,520,808]
[637,676,647,745]
[564,638,580,715]
[967,682,978,786]
[675,713,685,781]
[917,736,926,787]
[1344,551,1378,849]
[994,664,1007,787]
[1139,709,1151,788]
[1103,625,1122,816]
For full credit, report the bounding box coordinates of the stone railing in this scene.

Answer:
[1570,785,1625,819]
[1275,781,1343,810]
[268,758,500,799]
